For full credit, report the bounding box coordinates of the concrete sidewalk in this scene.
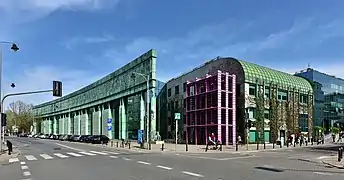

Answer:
[0,147,20,164]
[322,157,344,169]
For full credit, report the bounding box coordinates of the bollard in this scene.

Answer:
[264,142,266,149]
[128,142,131,149]
[116,141,118,147]
[338,148,342,162]
[205,144,208,152]
[219,144,222,151]
[6,140,12,155]
[340,147,343,160]
[161,144,164,151]
[273,142,275,149]
[257,143,259,150]
[294,142,296,147]
[287,142,289,148]
[236,143,238,151]
[185,143,188,152]
[306,141,308,146]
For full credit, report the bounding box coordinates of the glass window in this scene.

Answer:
[277,89,287,101]
[168,88,171,97]
[264,86,270,98]
[249,84,255,96]
[175,85,179,95]
[248,108,256,119]
[299,94,309,104]
[264,110,270,119]
[183,82,187,92]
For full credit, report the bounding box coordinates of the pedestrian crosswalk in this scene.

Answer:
[9,150,122,163]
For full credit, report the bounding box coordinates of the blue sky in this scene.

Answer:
[1,0,344,107]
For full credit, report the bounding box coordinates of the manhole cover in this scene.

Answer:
[54,148,62,150]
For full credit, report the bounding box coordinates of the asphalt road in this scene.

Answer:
[1,137,343,180]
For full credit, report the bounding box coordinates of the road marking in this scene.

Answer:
[21,166,29,170]
[66,152,83,157]
[54,153,69,158]
[40,154,54,160]
[182,171,204,177]
[20,162,26,165]
[314,172,332,176]
[103,151,120,155]
[55,143,84,151]
[79,152,96,156]
[317,156,332,159]
[137,161,151,165]
[90,151,108,155]
[156,165,173,170]
[123,157,132,161]
[9,158,19,163]
[219,155,259,161]
[23,171,31,176]
[110,156,118,158]
[25,155,37,161]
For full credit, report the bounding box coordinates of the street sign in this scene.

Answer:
[174,113,181,120]
[107,126,112,131]
[137,130,144,144]
[107,118,112,124]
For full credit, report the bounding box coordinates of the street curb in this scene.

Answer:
[322,161,344,169]
[0,149,21,165]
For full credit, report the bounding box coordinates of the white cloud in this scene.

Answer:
[62,34,116,50]
[2,65,103,109]
[0,0,120,23]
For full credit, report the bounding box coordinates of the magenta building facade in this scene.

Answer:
[186,70,236,145]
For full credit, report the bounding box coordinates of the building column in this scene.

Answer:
[107,103,113,139]
[225,73,229,145]
[140,93,145,130]
[150,93,157,140]
[86,110,91,135]
[217,70,222,142]
[232,74,236,146]
[53,116,57,134]
[119,98,127,139]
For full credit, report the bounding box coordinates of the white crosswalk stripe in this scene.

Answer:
[40,154,54,160]
[79,152,96,156]
[54,153,69,158]
[9,158,19,163]
[89,151,108,155]
[103,151,120,155]
[66,152,84,157]
[25,155,37,161]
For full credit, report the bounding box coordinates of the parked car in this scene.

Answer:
[91,135,109,144]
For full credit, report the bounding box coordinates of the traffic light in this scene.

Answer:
[53,81,62,97]
[1,113,6,126]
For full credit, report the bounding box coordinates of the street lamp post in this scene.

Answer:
[0,41,19,151]
[131,72,150,150]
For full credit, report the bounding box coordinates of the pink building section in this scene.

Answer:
[186,70,236,146]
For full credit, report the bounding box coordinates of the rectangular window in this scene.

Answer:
[248,108,256,119]
[249,84,256,96]
[277,89,287,101]
[175,85,180,95]
[264,86,270,98]
[189,86,195,96]
[299,94,309,104]
[168,88,171,97]
[264,110,270,119]
[183,82,187,92]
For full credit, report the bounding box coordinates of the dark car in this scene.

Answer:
[79,135,89,142]
[91,135,109,144]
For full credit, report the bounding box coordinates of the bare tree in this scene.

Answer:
[6,100,34,133]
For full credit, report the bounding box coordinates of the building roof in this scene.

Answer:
[237,60,313,93]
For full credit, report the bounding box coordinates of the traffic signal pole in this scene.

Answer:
[0,89,53,149]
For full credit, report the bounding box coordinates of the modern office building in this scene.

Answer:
[185,71,237,145]
[158,57,314,145]
[296,68,344,132]
[33,49,159,140]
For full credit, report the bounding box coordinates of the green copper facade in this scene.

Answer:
[33,49,157,140]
